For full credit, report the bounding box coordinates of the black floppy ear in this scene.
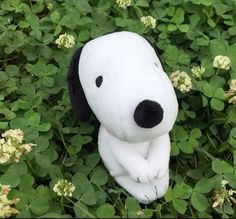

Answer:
[67,47,92,121]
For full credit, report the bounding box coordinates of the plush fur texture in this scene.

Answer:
[67,31,178,204]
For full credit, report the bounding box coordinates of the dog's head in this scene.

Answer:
[68,31,178,143]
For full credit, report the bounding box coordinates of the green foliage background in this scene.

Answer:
[0,0,236,218]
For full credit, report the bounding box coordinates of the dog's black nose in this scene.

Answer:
[134,100,163,128]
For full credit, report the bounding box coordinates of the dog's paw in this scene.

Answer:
[151,165,169,180]
[155,167,169,179]
[135,187,159,204]
[137,194,154,204]
[129,163,156,183]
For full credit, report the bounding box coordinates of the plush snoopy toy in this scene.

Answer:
[67,31,178,204]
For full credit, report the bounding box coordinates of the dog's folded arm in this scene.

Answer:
[147,134,171,179]
[107,131,156,184]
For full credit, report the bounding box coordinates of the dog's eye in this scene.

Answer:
[95,75,103,87]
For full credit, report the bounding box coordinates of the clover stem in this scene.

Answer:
[65,197,96,218]
[60,196,65,213]
[58,129,68,151]
[189,203,195,217]
[25,158,36,175]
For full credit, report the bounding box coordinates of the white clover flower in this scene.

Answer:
[55,33,75,48]
[170,70,192,93]
[0,154,11,164]
[212,179,236,208]
[140,15,156,29]
[230,79,236,92]
[0,184,19,218]
[225,79,236,104]
[20,143,34,153]
[0,129,36,164]
[2,129,23,144]
[229,96,236,105]
[213,55,231,70]
[191,66,205,78]
[229,189,236,196]
[47,3,53,10]
[136,210,144,216]
[53,179,75,197]
[116,0,132,9]
[221,180,228,187]
[212,194,225,208]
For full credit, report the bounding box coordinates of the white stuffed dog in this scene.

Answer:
[67,31,178,204]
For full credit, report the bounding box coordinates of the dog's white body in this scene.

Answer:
[76,31,178,203]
